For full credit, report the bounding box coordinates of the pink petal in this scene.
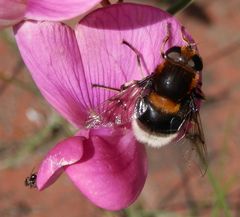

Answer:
[65,128,147,210]
[25,0,101,21]
[14,21,90,127]
[37,136,84,190]
[14,3,197,126]
[0,0,27,29]
[75,3,195,108]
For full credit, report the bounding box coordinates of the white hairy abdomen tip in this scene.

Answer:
[132,119,178,148]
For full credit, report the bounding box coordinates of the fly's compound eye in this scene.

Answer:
[165,46,182,61]
[187,59,195,68]
[166,46,189,65]
[166,46,203,71]
[191,54,203,71]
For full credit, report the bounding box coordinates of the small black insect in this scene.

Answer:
[25,171,37,188]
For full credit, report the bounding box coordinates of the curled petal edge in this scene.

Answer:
[37,136,85,190]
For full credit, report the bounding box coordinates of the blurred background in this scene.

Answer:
[0,0,240,216]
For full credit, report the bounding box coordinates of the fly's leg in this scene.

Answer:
[122,40,145,78]
[161,23,171,58]
[91,84,125,109]
[181,26,197,48]
[101,0,111,6]
[101,0,123,5]
[91,83,120,92]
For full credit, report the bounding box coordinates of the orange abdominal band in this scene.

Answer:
[149,92,180,114]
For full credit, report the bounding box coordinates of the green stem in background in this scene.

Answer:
[0,115,74,170]
[207,169,233,217]
[0,71,40,96]
[0,30,18,51]
[166,0,194,15]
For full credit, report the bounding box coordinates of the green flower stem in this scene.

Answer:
[207,169,233,217]
[166,0,194,15]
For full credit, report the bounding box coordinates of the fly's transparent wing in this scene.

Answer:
[167,93,207,175]
[166,110,207,175]
[186,110,208,175]
[85,83,145,128]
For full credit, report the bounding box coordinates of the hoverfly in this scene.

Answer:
[85,24,208,173]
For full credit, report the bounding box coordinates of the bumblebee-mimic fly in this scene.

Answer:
[85,24,207,173]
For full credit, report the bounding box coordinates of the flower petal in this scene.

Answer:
[65,128,147,210]
[14,21,90,127]
[25,0,101,21]
[37,136,84,190]
[0,0,26,29]
[75,3,194,108]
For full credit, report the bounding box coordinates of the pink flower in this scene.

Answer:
[14,3,196,210]
[0,0,101,29]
